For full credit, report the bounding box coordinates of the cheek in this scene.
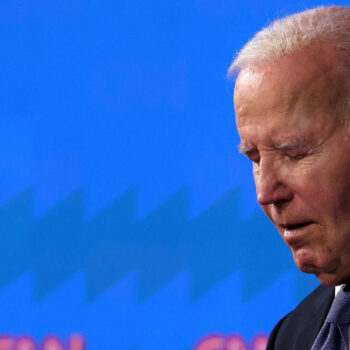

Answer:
[296,174,350,249]
[307,168,350,218]
[292,160,343,210]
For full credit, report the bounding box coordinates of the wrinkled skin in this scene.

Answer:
[234,44,350,285]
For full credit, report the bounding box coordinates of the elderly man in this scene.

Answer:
[230,6,350,350]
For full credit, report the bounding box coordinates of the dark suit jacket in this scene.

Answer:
[266,285,335,350]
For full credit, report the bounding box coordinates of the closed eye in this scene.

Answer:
[238,144,260,164]
[246,151,260,164]
[287,152,307,161]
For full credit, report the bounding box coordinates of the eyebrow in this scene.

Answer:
[275,139,317,151]
[238,139,314,154]
[275,140,306,151]
[238,144,256,155]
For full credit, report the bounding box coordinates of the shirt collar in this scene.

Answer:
[335,284,345,296]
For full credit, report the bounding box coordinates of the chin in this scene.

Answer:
[293,249,318,272]
[293,251,335,283]
[313,270,350,286]
[315,273,340,286]
[295,263,340,285]
[294,254,348,286]
[292,247,350,285]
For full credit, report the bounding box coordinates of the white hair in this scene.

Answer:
[228,6,350,75]
[228,6,350,122]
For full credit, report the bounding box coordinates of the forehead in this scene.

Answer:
[234,44,346,132]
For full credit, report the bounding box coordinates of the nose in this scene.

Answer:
[255,158,293,207]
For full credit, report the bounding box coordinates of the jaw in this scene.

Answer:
[292,248,350,286]
[314,271,350,286]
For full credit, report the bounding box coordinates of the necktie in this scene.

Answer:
[312,286,350,350]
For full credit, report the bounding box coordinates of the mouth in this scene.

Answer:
[280,222,314,238]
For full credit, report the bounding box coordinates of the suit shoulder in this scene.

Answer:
[266,284,334,350]
[295,284,333,311]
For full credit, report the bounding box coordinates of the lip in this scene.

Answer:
[279,222,314,241]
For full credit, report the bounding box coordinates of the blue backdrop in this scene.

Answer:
[0,0,344,349]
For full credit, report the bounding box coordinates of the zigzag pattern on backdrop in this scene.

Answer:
[0,188,318,302]
[0,270,309,349]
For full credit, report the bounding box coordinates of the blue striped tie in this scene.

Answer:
[312,286,350,350]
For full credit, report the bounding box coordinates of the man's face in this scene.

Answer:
[234,46,350,285]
